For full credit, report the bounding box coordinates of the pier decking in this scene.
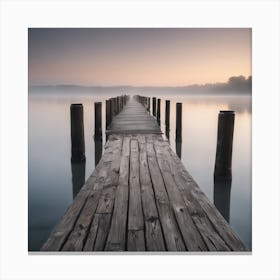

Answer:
[41,97,246,252]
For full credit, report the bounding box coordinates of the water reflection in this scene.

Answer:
[29,92,251,250]
[213,178,232,222]
[71,159,85,199]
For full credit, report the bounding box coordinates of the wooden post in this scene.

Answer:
[94,102,102,140]
[109,98,113,122]
[176,103,182,142]
[120,95,123,111]
[70,104,85,161]
[165,100,170,128]
[147,97,150,112]
[95,138,103,167]
[214,111,235,180]
[152,97,156,117]
[157,98,161,125]
[165,100,170,139]
[106,100,111,129]
[116,97,119,115]
[114,98,117,115]
[118,96,121,113]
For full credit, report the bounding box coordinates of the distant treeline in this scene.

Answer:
[29,75,252,94]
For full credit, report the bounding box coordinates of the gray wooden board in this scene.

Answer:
[138,135,166,251]
[162,140,246,251]
[154,141,207,251]
[146,138,186,251]
[107,97,161,134]
[105,137,130,251]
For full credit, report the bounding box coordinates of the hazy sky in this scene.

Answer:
[28,28,251,86]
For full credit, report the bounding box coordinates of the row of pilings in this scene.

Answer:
[135,94,235,181]
[135,95,182,142]
[70,95,128,163]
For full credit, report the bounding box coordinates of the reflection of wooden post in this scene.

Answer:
[176,140,181,159]
[176,103,182,142]
[157,98,161,125]
[214,111,235,179]
[214,178,232,222]
[94,102,102,140]
[70,104,85,161]
[152,97,156,117]
[71,160,85,199]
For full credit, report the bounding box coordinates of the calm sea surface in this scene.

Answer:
[28,89,251,251]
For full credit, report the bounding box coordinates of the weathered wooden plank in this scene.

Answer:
[96,186,116,214]
[62,136,123,251]
[165,145,246,251]
[127,138,145,250]
[128,139,144,231]
[127,230,145,251]
[192,214,230,251]
[105,137,130,251]
[93,213,112,251]
[83,137,123,251]
[107,98,161,135]
[145,218,166,251]
[138,135,165,251]
[40,140,113,251]
[62,190,101,251]
[154,141,207,251]
[146,140,186,251]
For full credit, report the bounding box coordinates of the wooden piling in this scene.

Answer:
[165,100,170,128]
[214,111,235,179]
[157,98,161,125]
[70,104,85,161]
[94,102,102,140]
[176,103,182,142]
[106,100,111,129]
[152,97,156,117]
[147,97,150,112]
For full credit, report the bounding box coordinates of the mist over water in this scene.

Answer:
[28,89,251,251]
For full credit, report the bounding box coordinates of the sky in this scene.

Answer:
[28,28,251,87]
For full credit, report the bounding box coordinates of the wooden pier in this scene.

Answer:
[41,96,246,252]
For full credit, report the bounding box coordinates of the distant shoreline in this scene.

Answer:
[29,75,252,95]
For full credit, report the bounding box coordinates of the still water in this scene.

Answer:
[28,90,251,251]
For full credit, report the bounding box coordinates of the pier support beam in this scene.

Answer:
[70,104,85,161]
[94,102,102,140]
[152,97,156,117]
[214,110,235,180]
[106,100,111,129]
[176,103,182,142]
[165,100,170,139]
[157,98,161,125]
